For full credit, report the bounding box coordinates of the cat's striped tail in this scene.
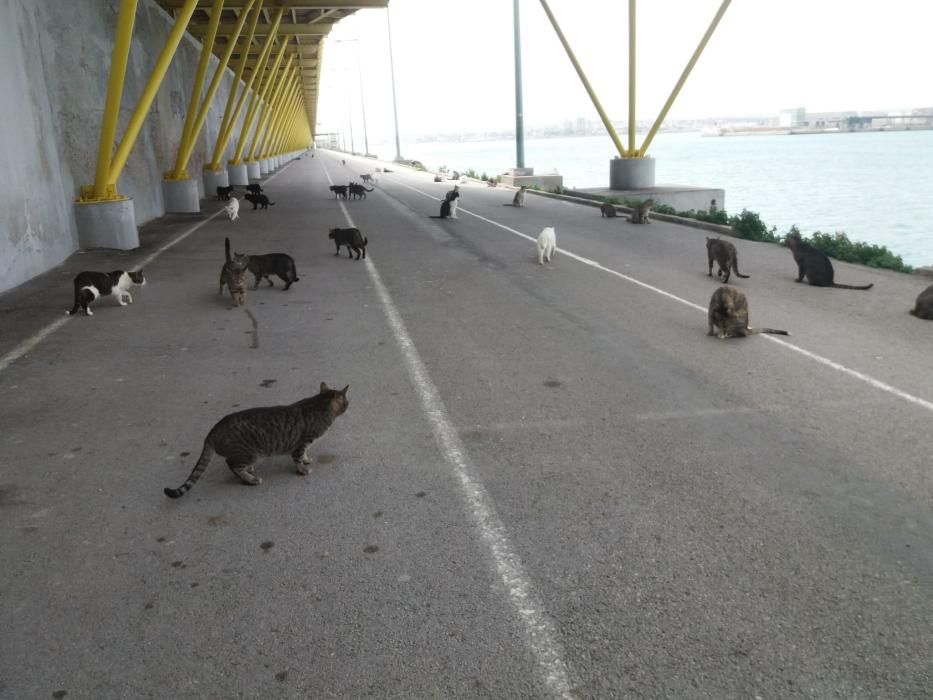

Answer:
[163,442,215,499]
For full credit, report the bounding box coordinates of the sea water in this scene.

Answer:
[367,130,933,266]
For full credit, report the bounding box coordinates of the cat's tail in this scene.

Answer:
[164,441,215,499]
[225,237,232,262]
[269,201,276,206]
[748,327,790,336]
[831,282,873,290]
[362,237,369,247]
[733,264,750,279]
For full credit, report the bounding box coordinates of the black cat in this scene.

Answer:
[244,252,300,290]
[329,185,348,199]
[348,183,374,200]
[216,185,234,201]
[328,228,368,260]
[244,193,275,210]
[245,183,264,195]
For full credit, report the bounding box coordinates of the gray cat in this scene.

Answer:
[600,203,618,218]
[910,283,933,319]
[163,383,350,498]
[219,237,249,305]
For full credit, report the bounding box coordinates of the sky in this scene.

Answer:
[315,0,933,146]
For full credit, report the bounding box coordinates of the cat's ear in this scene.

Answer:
[320,382,329,393]
[340,385,349,395]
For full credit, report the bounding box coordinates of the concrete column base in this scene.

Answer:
[246,161,261,180]
[203,168,228,194]
[162,178,200,213]
[75,198,139,250]
[260,159,272,175]
[228,162,249,186]
[610,157,656,189]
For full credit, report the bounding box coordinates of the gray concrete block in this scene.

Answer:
[229,162,249,186]
[610,157,656,189]
[74,198,139,250]
[162,178,200,213]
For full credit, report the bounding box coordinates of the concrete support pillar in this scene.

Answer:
[260,159,272,175]
[74,198,139,250]
[610,157,656,190]
[203,168,228,194]
[162,178,200,213]
[228,162,249,186]
[246,161,261,181]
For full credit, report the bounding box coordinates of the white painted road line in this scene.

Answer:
[397,179,933,415]
[0,161,296,377]
[323,163,576,699]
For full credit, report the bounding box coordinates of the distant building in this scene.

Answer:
[778,108,807,127]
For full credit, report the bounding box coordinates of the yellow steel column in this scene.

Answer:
[538,0,628,159]
[628,0,636,155]
[106,0,199,187]
[170,0,225,179]
[89,0,138,200]
[209,0,264,169]
[272,92,302,156]
[174,0,256,175]
[263,77,299,158]
[232,13,287,163]
[248,55,294,161]
[639,0,733,156]
[257,76,294,158]
[264,89,294,158]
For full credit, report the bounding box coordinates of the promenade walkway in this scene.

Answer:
[1,150,931,698]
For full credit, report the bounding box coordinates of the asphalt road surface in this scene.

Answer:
[1,150,930,699]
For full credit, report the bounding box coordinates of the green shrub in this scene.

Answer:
[602,196,622,205]
[728,209,781,243]
[804,230,913,273]
[464,168,479,179]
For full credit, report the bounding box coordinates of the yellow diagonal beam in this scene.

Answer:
[247,56,294,161]
[107,0,199,186]
[262,72,300,158]
[538,0,629,159]
[91,0,138,199]
[232,15,288,163]
[173,0,256,176]
[170,0,224,180]
[639,0,733,156]
[270,89,302,157]
[209,0,265,169]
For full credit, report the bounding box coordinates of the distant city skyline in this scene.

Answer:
[316,0,933,148]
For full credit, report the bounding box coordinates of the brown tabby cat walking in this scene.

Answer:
[706,237,750,284]
[629,199,654,224]
[219,237,249,305]
[163,383,350,498]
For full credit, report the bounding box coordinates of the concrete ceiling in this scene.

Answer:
[155,1,389,131]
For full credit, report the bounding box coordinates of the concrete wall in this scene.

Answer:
[0,0,259,294]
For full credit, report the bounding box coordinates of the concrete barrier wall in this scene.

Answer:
[0,0,259,294]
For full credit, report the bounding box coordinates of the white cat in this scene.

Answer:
[536,226,556,265]
[225,196,240,221]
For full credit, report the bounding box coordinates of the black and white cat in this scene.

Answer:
[446,186,460,219]
[66,270,146,316]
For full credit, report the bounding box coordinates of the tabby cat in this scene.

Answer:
[328,228,368,260]
[163,383,350,498]
[707,285,789,339]
[629,199,654,224]
[600,203,618,218]
[784,231,873,289]
[509,186,527,207]
[706,237,750,284]
[219,237,249,305]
